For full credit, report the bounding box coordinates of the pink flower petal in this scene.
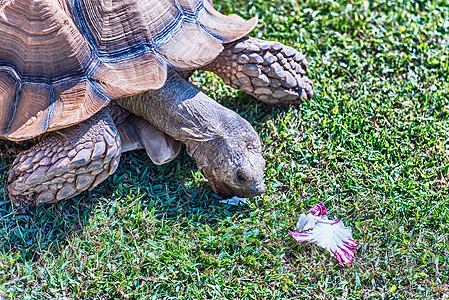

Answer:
[289,230,315,242]
[309,202,328,216]
[290,203,358,266]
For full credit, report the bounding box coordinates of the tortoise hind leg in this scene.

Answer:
[202,37,314,104]
[116,113,181,165]
[108,101,181,164]
[8,109,121,213]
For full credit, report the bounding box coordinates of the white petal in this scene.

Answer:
[295,213,316,231]
[311,220,354,253]
[220,196,246,206]
[290,203,358,266]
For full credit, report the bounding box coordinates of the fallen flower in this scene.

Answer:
[289,202,358,266]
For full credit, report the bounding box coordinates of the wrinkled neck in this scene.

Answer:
[116,72,224,142]
[114,71,250,156]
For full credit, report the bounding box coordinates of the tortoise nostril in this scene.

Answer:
[236,171,247,184]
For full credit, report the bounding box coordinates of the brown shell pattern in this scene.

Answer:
[0,0,257,141]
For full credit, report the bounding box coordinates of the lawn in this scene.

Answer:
[1,0,449,298]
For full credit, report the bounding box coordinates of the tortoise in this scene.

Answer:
[0,0,313,212]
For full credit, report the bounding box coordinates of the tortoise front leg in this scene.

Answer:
[8,109,121,213]
[202,37,314,104]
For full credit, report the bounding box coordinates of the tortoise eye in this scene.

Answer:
[236,171,247,184]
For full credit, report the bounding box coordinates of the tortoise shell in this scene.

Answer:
[0,0,256,141]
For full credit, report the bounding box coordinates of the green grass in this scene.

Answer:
[1,0,449,298]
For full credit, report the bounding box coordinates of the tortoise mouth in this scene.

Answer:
[209,179,265,199]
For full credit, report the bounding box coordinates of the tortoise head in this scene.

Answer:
[189,123,266,198]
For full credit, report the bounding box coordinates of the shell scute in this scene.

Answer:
[0,0,257,140]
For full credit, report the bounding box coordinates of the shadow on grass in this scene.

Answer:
[0,197,91,261]
[0,146,254,261]
[224,91,290,126]
[0,93,272,262]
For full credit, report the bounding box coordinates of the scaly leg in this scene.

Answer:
[202,37,314,104]
[8,109,121,212]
